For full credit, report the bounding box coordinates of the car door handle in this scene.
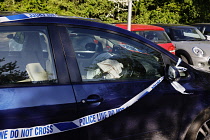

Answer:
[81,94,103,104]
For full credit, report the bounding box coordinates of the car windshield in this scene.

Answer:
[133,30,171,44]
[171,28,206,41]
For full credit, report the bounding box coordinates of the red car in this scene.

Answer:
[115,24,176,54]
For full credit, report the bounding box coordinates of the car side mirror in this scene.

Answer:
[165,65,180,81]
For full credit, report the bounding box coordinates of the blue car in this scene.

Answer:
[0,13,209,140]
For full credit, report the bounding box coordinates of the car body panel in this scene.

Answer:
[115,24,165,31]
[158,42,176,54]
[0,86,75,110]
[58,24,210,140]
[71,80,184,139]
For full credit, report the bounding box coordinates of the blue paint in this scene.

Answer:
[54,122,78,131]
[6,14,28,20]
[0,85,75,110]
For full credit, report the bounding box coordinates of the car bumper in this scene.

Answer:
[191,56,210,71]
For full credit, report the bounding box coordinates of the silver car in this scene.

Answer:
[154,24,210,72]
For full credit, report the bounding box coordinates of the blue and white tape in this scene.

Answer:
[0,13,97,23]
[0,13,58,23]
[0,76,164,140]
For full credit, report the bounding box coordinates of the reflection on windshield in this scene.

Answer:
[172,28,206,41]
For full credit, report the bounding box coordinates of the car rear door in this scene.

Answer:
[0,25,79,140]
[59,25,188,140]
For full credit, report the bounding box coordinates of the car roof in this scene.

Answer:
[0,13,102,23]
[192,23,210,25]
[153,24,197,29]
[114,24,165,31]
[0,13,150,42]
[0,13,126,33]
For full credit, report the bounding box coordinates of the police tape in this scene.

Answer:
[0,76,164,140]
[0,13,97,23]
[0,13,58,23]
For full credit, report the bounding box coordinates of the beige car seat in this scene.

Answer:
[26,63,48,82]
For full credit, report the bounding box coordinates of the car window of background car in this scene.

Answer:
[203,26,210,40]
[203,26,210,35]
[192,25,210,40]
[67,27,165,82]
[172,28,206,41]
[164,28,170,34]
[0,26,57,85]
[133,30,171,44]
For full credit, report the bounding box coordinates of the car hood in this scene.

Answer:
[173,41,210,55]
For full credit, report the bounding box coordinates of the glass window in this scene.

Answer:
[68,27,165,82]
[0,26,57,85]
[204,26,210,35]
[133,31,171,43]
[171,28,206,41]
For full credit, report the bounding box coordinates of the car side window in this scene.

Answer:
[68,27,165,82]
[204,26,210,35]
[0,26,57,85]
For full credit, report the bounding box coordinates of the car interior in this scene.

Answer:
[0,31,57,84]
[69,31,164,81]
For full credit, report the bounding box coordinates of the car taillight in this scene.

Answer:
[169,45,176,55]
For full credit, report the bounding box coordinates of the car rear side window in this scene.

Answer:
[0,26,57,85]
[67,27,165,82]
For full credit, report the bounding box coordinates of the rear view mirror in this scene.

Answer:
[7,34,14,39]
[165,65,180,81]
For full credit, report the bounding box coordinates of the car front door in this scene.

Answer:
[60,25,190,140]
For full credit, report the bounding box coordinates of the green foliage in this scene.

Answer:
[0,0,210,24]
[132,1,180,24]
[73,0,117,23]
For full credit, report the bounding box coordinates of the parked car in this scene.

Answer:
[191,23,210,40]
[153,24,210,72]
[114,24,176,54]
[1,13,210,140]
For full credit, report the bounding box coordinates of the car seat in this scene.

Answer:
[146,34,155,40]
[77,41,104,79]
[21,32,48,81]
[26,63,48,82]
[21,32,45,68]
